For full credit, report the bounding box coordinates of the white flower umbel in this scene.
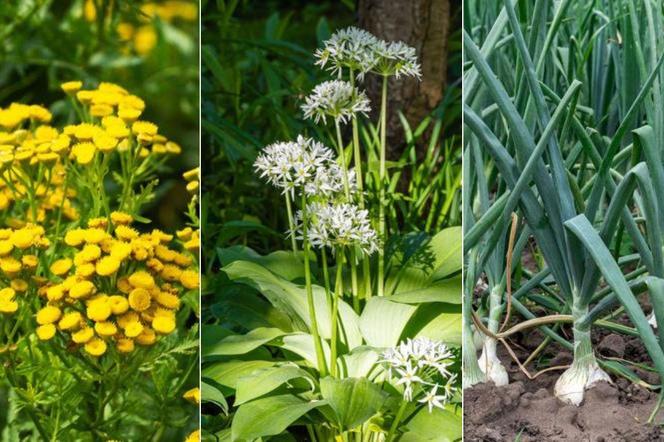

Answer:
[297,202,379,256]
[314,26,379,79]
[554,303,611,406]
[253,135,335,195]
[303,163,356,198]
[301,80,371,125]
[381,337,457,413]
[371,40,422,79]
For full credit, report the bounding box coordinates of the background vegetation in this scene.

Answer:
[0,0,199,229]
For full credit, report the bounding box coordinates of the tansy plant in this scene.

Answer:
[203,27,462,442]
[0,81,199,440]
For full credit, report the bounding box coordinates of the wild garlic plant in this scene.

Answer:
[254,25,422,379]
[314,26,421,299]
[208,26,463,442]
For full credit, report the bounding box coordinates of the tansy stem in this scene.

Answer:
[301,194,328,376]
[285,192,298,253]
[378,76,388,297]
[330,248,344,377]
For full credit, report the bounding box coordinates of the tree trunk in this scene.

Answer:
[358,0,453,159]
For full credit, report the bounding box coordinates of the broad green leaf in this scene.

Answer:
[359,298,418,347]
[414,305,462,346]
[400,405,462,442]
[223,260,362,349]
[319,377,387,430]
[202,380,228,414]
[211,289,294,332]
[235,365,314,405]
[386,227,462,296]
[390,277,461,304]
[339,346,381,378]
[279,333,332,371]
[202,360,275,389]
[204,328,286,357]
[218,246,305,281]
[231,395,324,441]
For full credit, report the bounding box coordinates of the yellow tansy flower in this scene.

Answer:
[36,305,61,325]
[36,324,56,340]
[183,388,200,405]
[84,337,107,356]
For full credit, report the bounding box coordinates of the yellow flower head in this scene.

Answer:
[11,279,28,292]
[180,270,199,290]
[58,311,83,331]
[109,295,129,315]
[185,430,201,442]
[96,256,121,276]
[116,338,135,353]
[50,258,73,276]
[128,288,151,312]
[152,315,175,334]
[128,270,155,289]
[36,324,56,340]
[65,228,86,246]
[131,121,158,136]
[95,321,118,336]
[84,337,107,356]
[87,298,112,322]
[0,288,17,314]
[61,81,83,94]
[110,211,133,225]
[36,305,61,325]
[70,280,96,299]
[71,142,96,165]
[135,327,156,345]
[72,327,94,344]
[124,321,144,338]
[183,387,201,405]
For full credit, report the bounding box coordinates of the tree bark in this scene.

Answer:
[358,0,453,159]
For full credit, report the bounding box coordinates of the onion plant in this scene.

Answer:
[203,26,462,441]
[464,0,664,408]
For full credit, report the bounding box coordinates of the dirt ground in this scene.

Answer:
[464,326,664,441]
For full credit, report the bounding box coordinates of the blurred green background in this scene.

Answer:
[0,0,199,229]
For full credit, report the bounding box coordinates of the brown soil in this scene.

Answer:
[464,326,664,441]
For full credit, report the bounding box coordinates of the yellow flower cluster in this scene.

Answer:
[84,1,197,55]
[36,213,199,357]
[0,225,50,313]
[0,81,182,224]
[64,82,182,159]
[183,167,199,194]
